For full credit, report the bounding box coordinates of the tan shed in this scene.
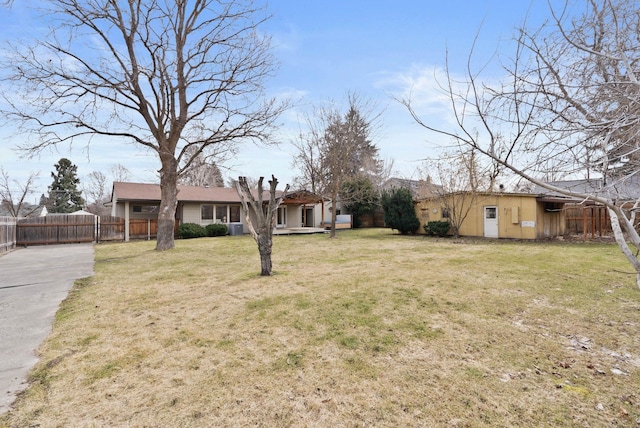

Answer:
[415,192,574,240]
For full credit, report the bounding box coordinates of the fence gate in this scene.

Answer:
[99,216,125,242]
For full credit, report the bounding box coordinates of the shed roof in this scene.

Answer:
[415,190,581,204]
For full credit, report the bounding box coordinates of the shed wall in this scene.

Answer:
[415,193,562,240]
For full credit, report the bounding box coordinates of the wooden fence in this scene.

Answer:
[0,216,17,254]
[359,208,386,228]
[99,216,125,241]
[562,204,630,239]
[13,215,170,246]
[17,215,98,245]
[130,218,159,240]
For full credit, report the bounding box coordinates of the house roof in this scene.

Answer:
[382,177,443,199]
[112,181,283,204]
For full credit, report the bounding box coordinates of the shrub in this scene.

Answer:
[206,223,228,237]
[380,187,420,235]
[177,223,206,239]
[424,221,451,237]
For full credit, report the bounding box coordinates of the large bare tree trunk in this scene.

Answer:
[236,175,289,276]
[156,156,179,251]
[608,207,640,290]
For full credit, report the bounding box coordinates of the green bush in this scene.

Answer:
[424,221,451,237]
[177,223,206,239]
[380,187,420,235]
[206,223,228,237]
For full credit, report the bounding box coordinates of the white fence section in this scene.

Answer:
[0,216,17,254]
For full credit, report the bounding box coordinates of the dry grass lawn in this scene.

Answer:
[1,229,639,427]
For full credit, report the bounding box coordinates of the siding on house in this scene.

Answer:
[285,205,301,227]
[182,203,202,225]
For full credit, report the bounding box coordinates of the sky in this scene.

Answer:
[0,0,560,201]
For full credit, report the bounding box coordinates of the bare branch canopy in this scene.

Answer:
[1,0,286,250]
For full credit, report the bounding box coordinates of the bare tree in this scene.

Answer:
[110,164,132,184]
[179,147,227,188]
[427,148,488,238]
[83,171,110,215]
[401,0,640,288]
[0,167,40,217]
[292,93,381,237]
[1,1,285,250]
[236,175,289,276]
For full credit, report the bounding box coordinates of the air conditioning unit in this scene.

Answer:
[228,223,243,236]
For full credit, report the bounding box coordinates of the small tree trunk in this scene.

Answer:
[156,156,179,251]
[329,200,337,238]
[257,233,273,276]
[328,185,339,238]
[236,175,289,276]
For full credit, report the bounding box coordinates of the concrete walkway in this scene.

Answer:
[0,244,95,414]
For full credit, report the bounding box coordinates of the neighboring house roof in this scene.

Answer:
[111,181,283,204]
[0,202,43,217]
[531,177,640,201]
[382,177,443,199]
[70,209,96,216]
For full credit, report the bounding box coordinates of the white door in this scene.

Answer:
[484,206,498,238]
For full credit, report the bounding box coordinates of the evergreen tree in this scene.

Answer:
[381,187,420,235]
[47,158,85,213]
[293,93,382,237]
[340,176,378,228]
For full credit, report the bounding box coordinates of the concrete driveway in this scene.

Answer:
[0,244,95,414]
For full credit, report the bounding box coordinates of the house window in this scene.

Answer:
[442,208,450,218]
[133,205,158,214]
[201,205,214,220]
[216,205,227,222]
[229,205,241,222]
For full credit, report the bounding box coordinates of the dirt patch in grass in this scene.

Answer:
[1,229,639,427]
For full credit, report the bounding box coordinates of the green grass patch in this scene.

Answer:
[2,229,639,428]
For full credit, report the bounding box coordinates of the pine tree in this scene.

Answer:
[47,158,85,213]
[381,187,420,235]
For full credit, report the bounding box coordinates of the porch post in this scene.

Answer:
[302,204,306,227]
[125,201,130,242]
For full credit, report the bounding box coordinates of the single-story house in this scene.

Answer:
[110,182,325,241]
[415,191,578,239]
